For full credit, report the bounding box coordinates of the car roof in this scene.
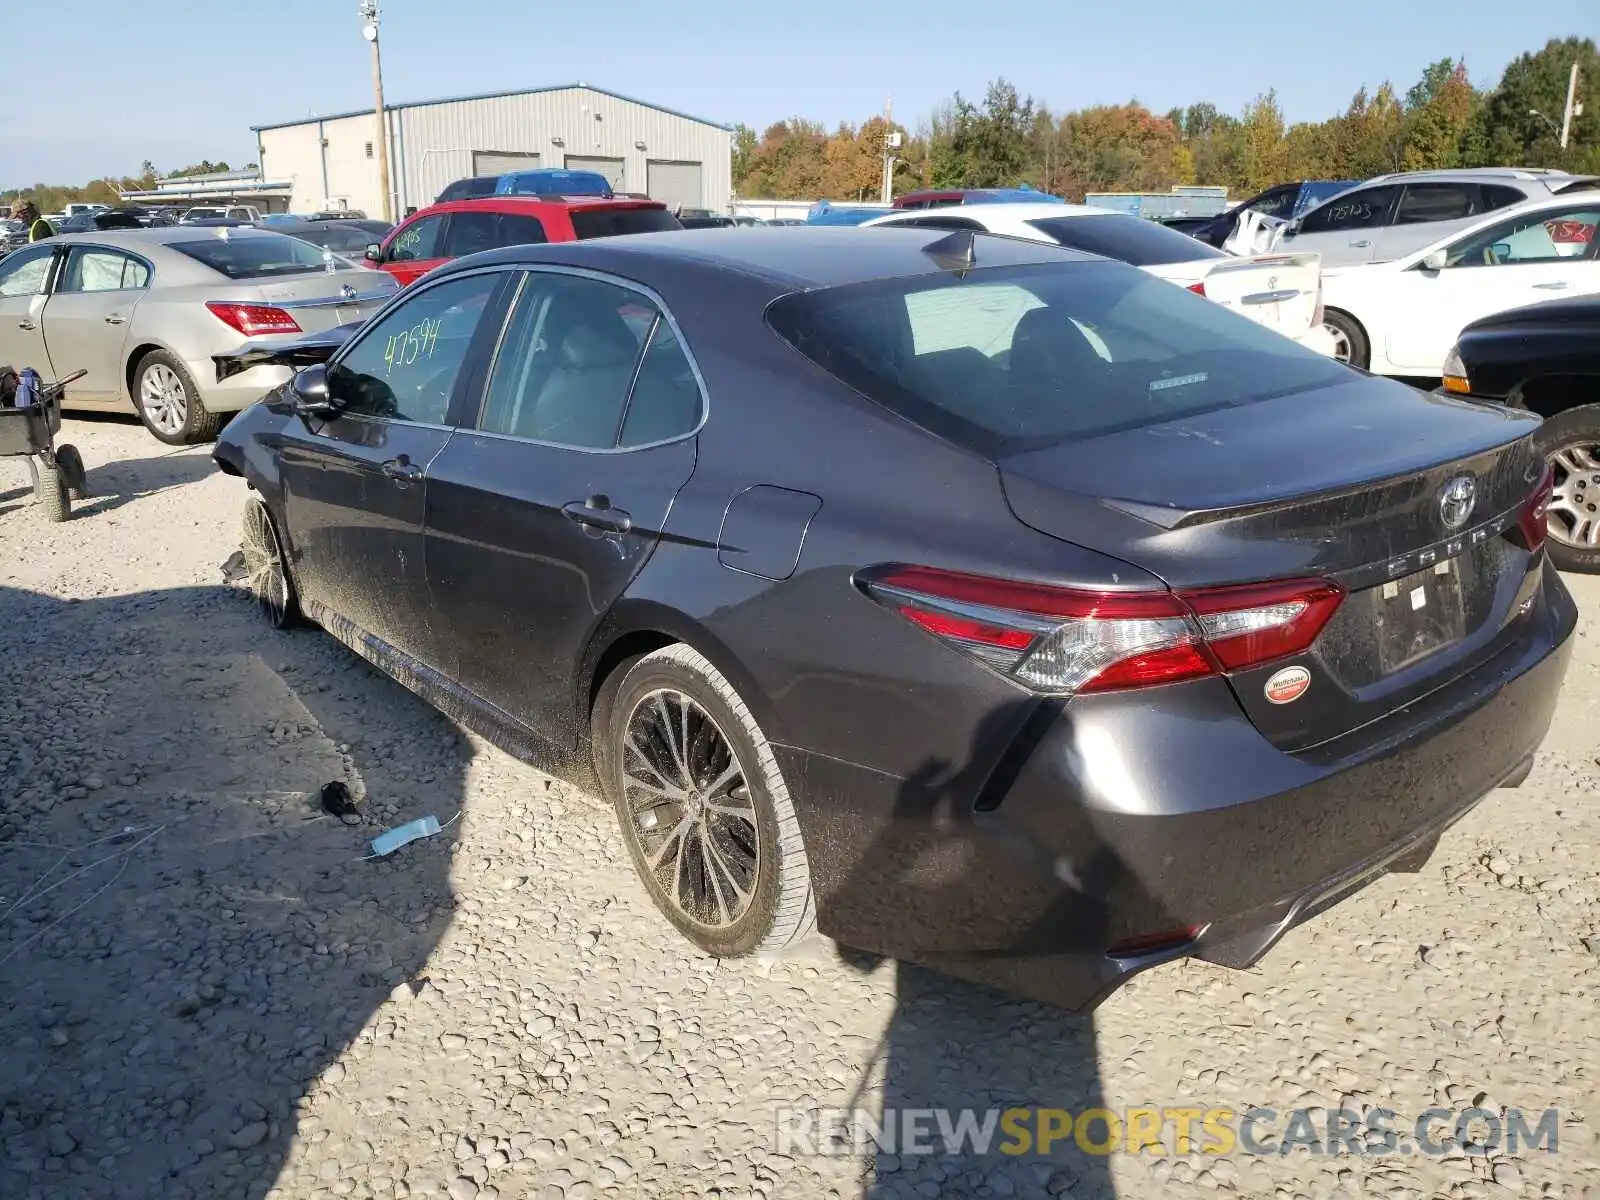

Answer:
[1358,167,1599,190]
[403,195,666,222]
[440,225,1100,290]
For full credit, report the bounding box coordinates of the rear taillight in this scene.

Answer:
[206,301,302,337]
[1186,281,1207,297]
[862,566,1344,696]
[1515,462,1555,552]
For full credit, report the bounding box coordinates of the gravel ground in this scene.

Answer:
[1,415,1598,1200]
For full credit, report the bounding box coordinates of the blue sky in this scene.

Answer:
[0,0,1583,188]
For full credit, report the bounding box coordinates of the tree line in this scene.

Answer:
[734,37,1599,202]
[1,161,248,216]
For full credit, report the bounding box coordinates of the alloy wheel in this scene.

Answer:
[1324,323,1353,365]
[140,363,188,435]
[621,689,760,930]
[242,502,289,625]
[1546,443,1600,548]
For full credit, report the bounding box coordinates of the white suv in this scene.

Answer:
[1282,168,1598,269]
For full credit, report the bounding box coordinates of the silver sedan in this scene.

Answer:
[0,227,397,443]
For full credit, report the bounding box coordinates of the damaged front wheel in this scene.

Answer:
[241,498,298,629]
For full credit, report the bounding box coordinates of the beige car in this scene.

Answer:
[0,228,397,444]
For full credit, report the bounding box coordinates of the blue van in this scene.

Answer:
[495,169,614,198]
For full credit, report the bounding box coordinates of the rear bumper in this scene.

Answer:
[779,560,1576,1010]
[193,360,292,414]
[1292,323,1338,357]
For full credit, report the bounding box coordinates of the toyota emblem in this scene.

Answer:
[1438,475,1476,530]
[1267,275,1278,289]
[340,284,357,300]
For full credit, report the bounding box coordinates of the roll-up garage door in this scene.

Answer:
[646,161,704,210]
[564,156,627,191]
[473,151,541,175]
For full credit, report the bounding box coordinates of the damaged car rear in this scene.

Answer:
[211,228,1575,1011]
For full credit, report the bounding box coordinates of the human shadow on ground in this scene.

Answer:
[819,700,1179,1200]
[0,580,468,1200]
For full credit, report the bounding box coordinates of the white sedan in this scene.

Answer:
[863,203,1337,356]
[1319,193,1600,376]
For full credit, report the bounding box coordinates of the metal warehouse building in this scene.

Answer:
[253,82,733,220]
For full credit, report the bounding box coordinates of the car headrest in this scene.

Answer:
[556,310,639,369]
[1008,306,1106,384]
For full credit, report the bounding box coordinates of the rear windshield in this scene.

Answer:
[1026,215,1225,266]
[766,262,1348,455]
[569,208,682,239]
[169,233,346,279]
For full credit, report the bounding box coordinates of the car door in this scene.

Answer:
[423,268,702,741]
[1369,182,1483,263]
[276,267,512,666]
[1383,202,1600,374]
[38,245,151,405]
[378,211,451,287]
[1284,184,1400,268]
[0,244,60,373]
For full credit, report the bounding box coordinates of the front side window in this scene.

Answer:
[328,272,502,423]
[387,214,447,262]
[60,248,150,293]
[476,273,697,448]
[1393,183,1478,225]
[767,261,1346,456]
[0,246,54,297]
[1247,187,1297,220]
[1296,186,1399,234]
[1444,205,1600,267]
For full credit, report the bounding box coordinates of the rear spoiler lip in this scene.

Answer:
[213,322,361,383]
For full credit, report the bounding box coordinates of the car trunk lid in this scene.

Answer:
[243,269,396,333]
[998,377,1547,749]
[1152,251,1322,338]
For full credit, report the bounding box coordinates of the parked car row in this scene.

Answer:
[205,225,1573,1013]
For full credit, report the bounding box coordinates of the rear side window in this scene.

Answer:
[168,233,338,279]
[766,262,1346,455]
[1027,215,1225,265]
[569,208,682,239]
[1393,183,1478,225]
[1481,184,1527,211]
[1296,186,1399,233]
[441,211,548,257]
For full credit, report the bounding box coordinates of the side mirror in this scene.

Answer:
[291,364,340,418]
[1421,249,1448,271]
[364,243,383,262]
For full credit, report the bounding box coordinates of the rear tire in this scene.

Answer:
[1534,405,1600,573]
[134,350,224,445]
[602,644,815,958]
[1322,309,1369,370]
[55,444,88,500]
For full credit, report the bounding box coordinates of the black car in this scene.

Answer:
[1445,294,1600,572]
[269,218,394,256]
[436,176,501,204]
[676,215,736,229]
[213,227,1573,1010]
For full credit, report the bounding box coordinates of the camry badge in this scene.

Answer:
[1438,475,1476,531]
[1265,666,1310,705]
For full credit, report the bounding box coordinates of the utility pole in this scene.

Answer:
[1560,61,1582,151]
[880,96,900,204]
[359,1,393,222]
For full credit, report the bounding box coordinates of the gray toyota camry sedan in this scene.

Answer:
[212,227,1575,1010]
[0,227,396,444]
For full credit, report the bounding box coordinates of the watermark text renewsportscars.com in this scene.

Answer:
[776,1106,1561,1159]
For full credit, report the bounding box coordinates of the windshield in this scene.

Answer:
[569,208,682,238]
[169,233,349,279]
[766,261,1348,456]
[1026,215,1225,266]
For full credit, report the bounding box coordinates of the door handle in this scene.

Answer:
[1349,240,1371,248]
[104,313,126,325]
[381,456,422,483]
[562,495,633,535]
[17,319,35,331]
[1533,281,1571,290]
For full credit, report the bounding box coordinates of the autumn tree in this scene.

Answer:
[1402,61,1475,170]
